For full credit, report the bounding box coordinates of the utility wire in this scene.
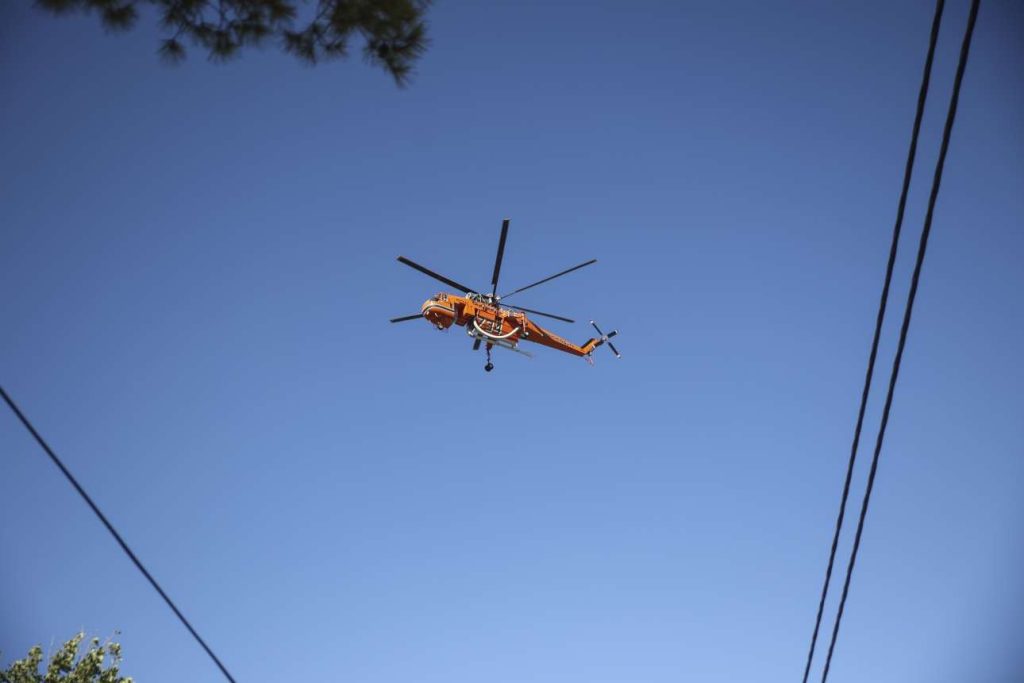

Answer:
[800,1,946,681]
[819,1,981,680]
[0,385,238,683]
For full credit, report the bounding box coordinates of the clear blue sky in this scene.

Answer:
[2,1,1022,681]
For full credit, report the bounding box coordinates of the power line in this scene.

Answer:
[800,1,946,681]
[0,385,238,683]
[818,1,981,680]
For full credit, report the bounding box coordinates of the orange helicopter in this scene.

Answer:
[391,218,620,372]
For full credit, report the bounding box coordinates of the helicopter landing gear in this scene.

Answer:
[484,346,494,372]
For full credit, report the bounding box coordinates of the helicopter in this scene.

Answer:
[391,218,620,372]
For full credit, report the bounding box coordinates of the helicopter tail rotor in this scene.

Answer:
[588,320,621,359]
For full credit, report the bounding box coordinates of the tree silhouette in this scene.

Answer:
[36,0,430,85]
[1,633,132,683]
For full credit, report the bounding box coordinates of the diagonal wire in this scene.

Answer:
[800,1,946,680]
[819,1,981,680]
[0,385,238,683]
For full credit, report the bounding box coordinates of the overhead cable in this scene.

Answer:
[0,385,239,683]
[818,1,981,680]
[800,1,946,681]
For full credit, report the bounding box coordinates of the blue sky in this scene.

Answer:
[1,1,1022,681]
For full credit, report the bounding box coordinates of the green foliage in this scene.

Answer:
[36,0,430,85]
[1,633,131,683]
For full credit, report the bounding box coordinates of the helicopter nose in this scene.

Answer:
[421,298,456,328]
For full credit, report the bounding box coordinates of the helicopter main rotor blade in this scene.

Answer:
[473,338,482,351]
[501,259,597,300]
[491,219,510,299]
[390,314,424,323]
[503,304,575,324]
[397,256,475,294]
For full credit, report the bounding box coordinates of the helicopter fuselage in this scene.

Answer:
[421,292,599,357]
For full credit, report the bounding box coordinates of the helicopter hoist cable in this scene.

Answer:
[807,1,981,681]
[799,1,946,681]
[0,385,239,683]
